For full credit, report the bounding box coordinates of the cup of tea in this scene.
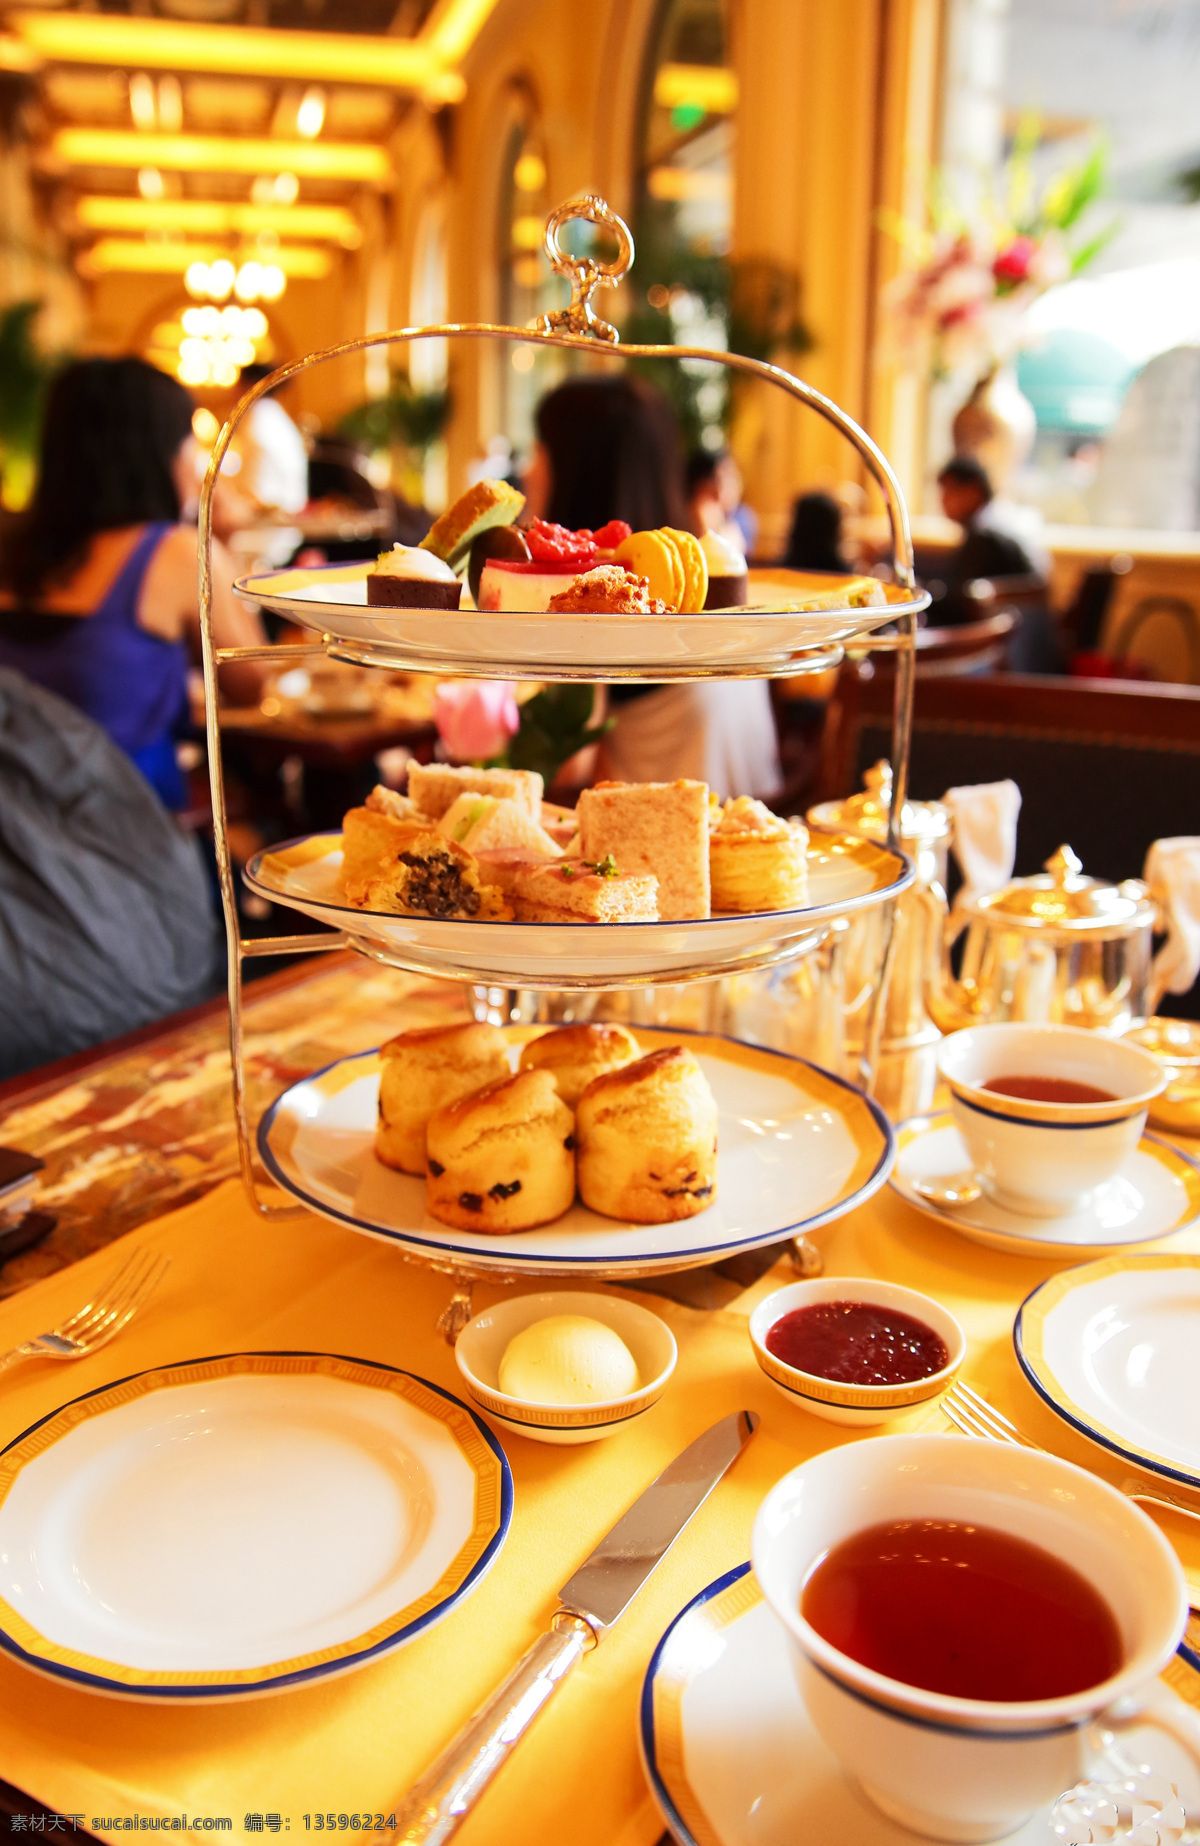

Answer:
[752,1434,1198,1842]
[937,1022,1165,1216]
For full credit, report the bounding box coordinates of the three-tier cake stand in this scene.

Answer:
[198,196,927,1321]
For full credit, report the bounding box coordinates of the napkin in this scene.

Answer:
[941,779,1022,905]
[1145,836,1200,997]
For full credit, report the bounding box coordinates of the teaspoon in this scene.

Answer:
[912,1170,983,1208]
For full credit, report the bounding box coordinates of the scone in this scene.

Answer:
[519,1023,642,1107]
[709,797,809,912]
[376,1021,511,1175]
[576,1046,718,1223]
[425,1069,576,1233]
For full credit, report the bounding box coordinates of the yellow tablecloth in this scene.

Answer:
[0,1174,1198,1843]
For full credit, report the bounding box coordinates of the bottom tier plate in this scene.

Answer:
[258,1026,894,1277]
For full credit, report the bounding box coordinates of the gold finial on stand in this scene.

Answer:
[536,193,634,343]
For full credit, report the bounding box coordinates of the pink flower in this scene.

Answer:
[993,236,1037,287]
[434,680,520,762]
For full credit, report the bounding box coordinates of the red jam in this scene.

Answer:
[522,518,633,565]
[765,1300,948,1386]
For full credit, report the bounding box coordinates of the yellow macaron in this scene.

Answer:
[663,528,709,613]
[614,529,682,610]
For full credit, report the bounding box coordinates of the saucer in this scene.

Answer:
[1017,1254,1200,1493]
[890,1113,1200,1258]
[640,1563,1200,1846]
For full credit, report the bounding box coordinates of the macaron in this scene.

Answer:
[614,529,682,609]
[663,528,709,614]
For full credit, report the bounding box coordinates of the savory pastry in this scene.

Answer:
[518,1022,642,1106]
[576,779,710,921]
[438,793,562,858]
[576,1046,719,1223]
[341,810,510,919]
[375,1021,511,1175]
[406,761,544,821]
[419,478,525,569]
[364,782,421,823]
[701,530,748,608]
[425,1068,576,1233]
[709,796,809,912]
[498,1316,639,1403]
[366,543,462,608]
[545,566,668,615]
[476,853,658,922]
[778,575,886,611]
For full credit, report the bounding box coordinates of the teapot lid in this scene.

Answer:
[809,760,951,844]
[975,845,1156,935]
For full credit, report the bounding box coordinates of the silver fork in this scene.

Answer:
[0,1248,170,1374]
[943,1378,1200,1531]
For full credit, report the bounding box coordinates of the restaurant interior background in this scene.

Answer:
[2,0,1199,609]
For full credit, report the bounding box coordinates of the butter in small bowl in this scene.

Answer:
[455,1291,677,1445]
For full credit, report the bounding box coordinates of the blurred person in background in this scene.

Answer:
[0,669,222,1080]
[230,361,309,521]
[935,455,1040,624]
[0,358,265,810]
[687,448,757,558]
[528,377,779,800]
[782,490,850,573]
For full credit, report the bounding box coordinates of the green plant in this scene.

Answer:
[0,301,61,511]
[493,684,612,788]
[336,378,451,456]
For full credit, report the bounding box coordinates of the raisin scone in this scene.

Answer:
[425,1069,576,1233]
[576,1046,718,1223]
[375,1021,511,1175]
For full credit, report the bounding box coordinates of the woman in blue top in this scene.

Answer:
[0,358,265,808]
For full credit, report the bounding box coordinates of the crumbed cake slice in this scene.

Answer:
[546,567,670,615]
[576,779,710,920]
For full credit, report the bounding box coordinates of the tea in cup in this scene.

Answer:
[937,1022,1165,1216]
[752,1433,1198,1842]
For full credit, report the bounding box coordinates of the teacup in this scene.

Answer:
[752,1434,1199,1843]
[937,1022,1165,1216]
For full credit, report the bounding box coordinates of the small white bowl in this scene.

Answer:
[938,1023,1166,1218]
[748,1277,965,1426]
[454,1290,677,1445]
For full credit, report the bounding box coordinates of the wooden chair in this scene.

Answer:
[822,667,1200,902]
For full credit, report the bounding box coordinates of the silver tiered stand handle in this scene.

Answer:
[197,192,918,1235]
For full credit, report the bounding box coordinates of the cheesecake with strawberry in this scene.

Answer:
[474,518,637,612]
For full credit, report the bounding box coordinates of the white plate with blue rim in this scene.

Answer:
[258,1026,894,1279]
[231,562,924,681]
[0,1352,511,1700]
[890,1113,1200,1259]
[1016,1254,1200,1494]
[639,1562,1200,1846]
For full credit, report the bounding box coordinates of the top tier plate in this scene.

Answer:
[233,563,926,680]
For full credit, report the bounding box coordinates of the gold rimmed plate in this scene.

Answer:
[258,1026,894,1279]
[0,1352,512,1699]
[231,563,924,681]
[243,827,912,991]
[1016,1255,1200,1494]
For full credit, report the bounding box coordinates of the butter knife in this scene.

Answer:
[395,1408,759,1844]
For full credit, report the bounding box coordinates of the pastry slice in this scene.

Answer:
[419,478,526,569]
[341,810,511,919]
[576,779,710,920]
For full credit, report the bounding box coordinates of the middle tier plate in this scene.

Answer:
[244,827,912,988]
[258,1026,895,1278]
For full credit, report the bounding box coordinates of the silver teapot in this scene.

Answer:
[925,844,1171,1035]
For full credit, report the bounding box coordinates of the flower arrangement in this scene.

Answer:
[882,122,1113,377]
[433,681,611,788]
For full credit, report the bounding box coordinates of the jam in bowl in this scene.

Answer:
[749,1277,965,1425]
